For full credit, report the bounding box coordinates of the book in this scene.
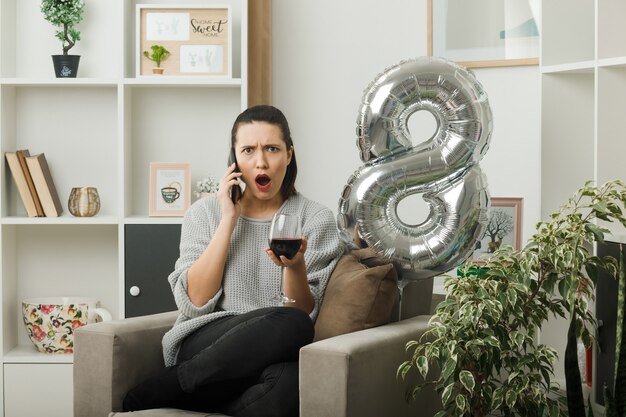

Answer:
[24,153,63,217]
[16,150,45,217]
[5,150,40,217]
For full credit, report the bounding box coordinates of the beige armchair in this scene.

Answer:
[74,266,441,417]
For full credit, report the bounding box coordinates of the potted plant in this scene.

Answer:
[143,45,171,75]
[399,180,626,417]
[41,0,85,78]
[195,176,219,199]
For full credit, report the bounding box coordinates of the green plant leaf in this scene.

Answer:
[507,371,520,384]
[442,358,457,381]
[455,394,466,412]
[492,386,504,409]
[405,340,419,351]
[505,389,518,408]
[550,401,560,417]
[584,223,606,243]
[442,383,455,405]
[397,361,411,380]
[507,287,518,307]
[459,370,475,393]
[484,335,500,349]
[541,367,551,388]
[416,355,429,379]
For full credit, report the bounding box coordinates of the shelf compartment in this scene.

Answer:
[123,85,241,217]
[598,0,626,60]
[1,224,119,357]
[1,0,123,79]
[1,85,119,218]
[541,71,595,219]
[541,0,594,67]
[4,363,73,417]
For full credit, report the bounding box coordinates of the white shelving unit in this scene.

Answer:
[540,0,626,405]
[0,0,248,415]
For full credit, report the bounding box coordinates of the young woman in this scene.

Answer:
[123,105,344,417]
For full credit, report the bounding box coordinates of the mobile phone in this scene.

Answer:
[228,148,242,204]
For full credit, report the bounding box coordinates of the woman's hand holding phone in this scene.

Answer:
[228,148,242,204]
[217,155,243,222]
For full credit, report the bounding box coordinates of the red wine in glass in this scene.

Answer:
[270,238,302,260]
[269,213,302,304]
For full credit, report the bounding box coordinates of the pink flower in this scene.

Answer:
[40,305,56,315]
[32,325,46,342]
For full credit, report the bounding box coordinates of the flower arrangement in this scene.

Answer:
[196,177,219,198]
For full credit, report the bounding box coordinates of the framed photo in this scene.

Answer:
[428,0,539,68]
[471,197,523,262]
[136,5,231,77]
[149,163,191,217]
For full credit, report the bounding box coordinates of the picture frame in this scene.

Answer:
[149,162,191,217]
[136,4,232,77]
[427,0,540,68]
[471,197,523,262]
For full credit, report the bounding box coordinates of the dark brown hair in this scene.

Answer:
[230,105,298,201]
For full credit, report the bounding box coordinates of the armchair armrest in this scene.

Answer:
[74,311,178,417]
[300,315,441,417]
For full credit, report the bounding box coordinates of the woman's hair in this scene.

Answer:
[230,105,298,201]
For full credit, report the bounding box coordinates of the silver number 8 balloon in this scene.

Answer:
[337,57,492,279]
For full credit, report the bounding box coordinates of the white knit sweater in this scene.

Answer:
[161,193,344,366]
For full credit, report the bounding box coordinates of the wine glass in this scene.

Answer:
[269,213,302,304]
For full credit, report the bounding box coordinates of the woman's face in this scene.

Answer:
[233,121,292,204]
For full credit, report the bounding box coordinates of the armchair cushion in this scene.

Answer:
[314,248,398,341]
[74,311,179,417]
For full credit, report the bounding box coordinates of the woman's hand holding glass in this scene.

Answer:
[266,237,307,266]
[266,213,306,305]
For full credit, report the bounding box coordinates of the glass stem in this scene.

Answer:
[279,266,286,301]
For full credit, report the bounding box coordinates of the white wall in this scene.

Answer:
[272,0,541,249]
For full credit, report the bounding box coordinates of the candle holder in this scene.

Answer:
[68,187,100,217]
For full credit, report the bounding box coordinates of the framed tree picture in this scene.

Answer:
[149,162,191,217]
[471,197,523,262]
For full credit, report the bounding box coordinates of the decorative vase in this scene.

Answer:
[199,192,214,199]
[68,187,100,217]
[52,55,80,78]
[152,67,164,75]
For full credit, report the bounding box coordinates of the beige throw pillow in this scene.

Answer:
[314,248,398,341]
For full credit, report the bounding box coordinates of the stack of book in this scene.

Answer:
[5,150,63,217]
